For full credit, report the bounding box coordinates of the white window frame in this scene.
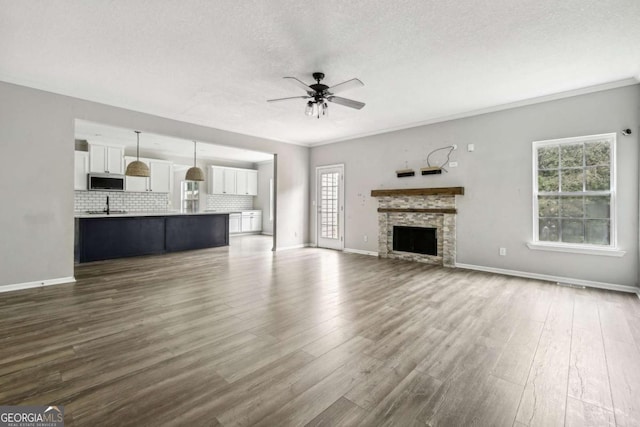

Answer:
[528,132,625,257]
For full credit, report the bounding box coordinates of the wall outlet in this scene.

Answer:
[449,161,458,168]
[468,144,475,152]
[499,247,507,256]
[452,144,457,150]
[364,235,368,242]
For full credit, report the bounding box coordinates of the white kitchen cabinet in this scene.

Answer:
[124,157,149,192]
[236,169,258,196]
[74,151,89,190]
[107,146,124,174]
[229,213,241,233]
[246,170,258,196]
[124,157,172,193]
[209,167,225,194]
[240,214,251,232]
[236,170,248,195]
[149,160,172,193]
[241,211,262,232]
[209,166,258,195]
[89,145,106,173]
[89,143,124,174]
[223,169,236,194]
[209,166,236,195]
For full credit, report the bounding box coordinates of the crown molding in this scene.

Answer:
[308,78,640,148]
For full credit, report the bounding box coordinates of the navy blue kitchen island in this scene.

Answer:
[75,212,229,263]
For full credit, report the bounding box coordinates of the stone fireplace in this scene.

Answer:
[371,187,464,267]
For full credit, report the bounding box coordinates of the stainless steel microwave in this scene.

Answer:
[88,173,125,191]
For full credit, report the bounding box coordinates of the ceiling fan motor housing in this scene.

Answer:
[309,83,329,97]
[310,72,329,98]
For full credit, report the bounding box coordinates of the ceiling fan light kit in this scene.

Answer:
[125,130,151,177]
[267,72,365,118]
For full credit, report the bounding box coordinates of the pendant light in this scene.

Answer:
[125,130,150,177]
[185,141,205,181]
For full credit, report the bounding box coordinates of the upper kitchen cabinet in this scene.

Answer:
[149,160,172,193]
[210,167,225,194]
[124,157,148,192]
[209,166,236,195]
[209,166,258,196]
[236,169,258,196]
[89,143,124,174]
[124,156,172,193]
[223,168,236,194]
[249,170,258,195]
[74,151,89,190]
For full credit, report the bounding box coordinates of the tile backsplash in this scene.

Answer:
[205,194,254,211]
[75,191,169,212]
[75,191,253,213]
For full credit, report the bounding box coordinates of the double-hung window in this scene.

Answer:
[532,133,618,253]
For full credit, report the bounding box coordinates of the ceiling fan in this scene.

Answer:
[267,72,365,118]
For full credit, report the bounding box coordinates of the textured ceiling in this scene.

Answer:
[1,1,639,146]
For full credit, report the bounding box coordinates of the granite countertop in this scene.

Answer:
[74,211,234,218]
[74,209,262,218]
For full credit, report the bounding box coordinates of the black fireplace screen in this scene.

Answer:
[393,226,437,255]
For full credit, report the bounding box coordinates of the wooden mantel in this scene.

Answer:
[378,208,457,214]
[370,187,464,197]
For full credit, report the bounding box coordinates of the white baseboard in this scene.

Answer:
[0,276,76,294]
[275,243,311,252]
[261,232,273,236]
[344,248,379,257]
[455,263,637,294]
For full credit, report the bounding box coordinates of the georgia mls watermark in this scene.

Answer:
[0,406,64,427]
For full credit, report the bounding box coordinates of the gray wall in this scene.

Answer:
[310,85,640,287]
[0,81,309,287]
[256,161,275,234]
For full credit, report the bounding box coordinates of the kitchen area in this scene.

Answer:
[74,120,274,263]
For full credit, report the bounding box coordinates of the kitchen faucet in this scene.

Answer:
[104,196,110,215]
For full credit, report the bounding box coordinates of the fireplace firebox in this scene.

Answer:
[393,226,437,256]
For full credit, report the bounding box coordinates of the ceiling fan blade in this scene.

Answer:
[267,96,309,103]
[327,96,365,110]
[327,78,364,94]
[283,77,314,93]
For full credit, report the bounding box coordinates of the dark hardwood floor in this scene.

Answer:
[1,235,639,426]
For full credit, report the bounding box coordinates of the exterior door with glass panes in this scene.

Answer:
[316,165,344,250]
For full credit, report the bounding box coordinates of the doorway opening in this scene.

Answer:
[73,120,278,264]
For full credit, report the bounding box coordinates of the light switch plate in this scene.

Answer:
[467,144,475,152]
